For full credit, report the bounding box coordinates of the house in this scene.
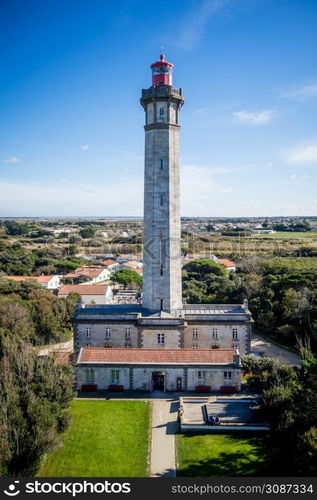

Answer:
[58,284,113,305]
[4,275,61,290]
[73,266,110,284]
[102,259,119,274]
[217,259,236,272]
[77,347,241,392]
[120,260,143,271]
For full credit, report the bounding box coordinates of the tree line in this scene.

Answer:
[182,258,317,353]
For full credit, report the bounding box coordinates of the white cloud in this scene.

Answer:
[286,143,317,165]
[174,0,231,50]
[284,83,317,100]
[79,144,91,151]
[181,164,232,215]
[2,156,21,163]
[232,109,275,125]
[0,178,143,216]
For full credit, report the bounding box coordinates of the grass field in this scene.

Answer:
[251,231,317,239]
[39,400,150,477]
[176,433,271,477]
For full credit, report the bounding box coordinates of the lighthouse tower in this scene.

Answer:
[141,55,184,313]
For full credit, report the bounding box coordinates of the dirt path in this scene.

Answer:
[38,339,73,356]
[150,400,179,477]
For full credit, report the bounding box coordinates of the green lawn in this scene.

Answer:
[176,433,271,477]
[39,400,150,477]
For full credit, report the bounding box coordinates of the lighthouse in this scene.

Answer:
[140,55,184,313]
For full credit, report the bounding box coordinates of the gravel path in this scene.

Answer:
[251,332,301,366]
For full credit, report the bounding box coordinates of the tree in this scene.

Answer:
[0,335,74,476]
[79,227,96,239]
[111,269,142,288]
[183,259,227,279]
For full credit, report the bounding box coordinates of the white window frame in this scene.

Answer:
[192,344,198,349]
[232,328,238,340]
[86,327,91,338]
[212,328,218,340]
[157,333,165,345]
[192,328,198,340]
[85,368,94,384]
[125,328,131,339]
[105,327,111,339]
[111,369,120,385]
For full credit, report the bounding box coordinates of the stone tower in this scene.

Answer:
[141,55,184,313]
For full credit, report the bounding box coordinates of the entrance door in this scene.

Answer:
[152,372,165,390]
[176,377,182,391]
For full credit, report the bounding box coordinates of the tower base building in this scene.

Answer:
[74,56,253,393]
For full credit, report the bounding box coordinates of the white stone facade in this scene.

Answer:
[77,364,241,392]
[141,85,184,313]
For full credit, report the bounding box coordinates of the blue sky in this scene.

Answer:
[1,0,317,217]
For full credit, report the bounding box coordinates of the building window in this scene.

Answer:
[232,328,238,340]
[125,328,131,339]
[160,158,164,170]
[157,333,165,345]
[160,298,163,310]
[192,328,198,340]
[197,370,206,383]
[85,368,94,384]
[86,327,91,338]
[160,193,165,206]
[125,343,131,348]
[211,344,219,349]
[224,371,232,380]
[212,328,218,339]
[105,327,111,339]
[192,344,198,349]
[111,369,120,385]
[159,107,164,117]
[232,344,239,349]
[160,264,163,276]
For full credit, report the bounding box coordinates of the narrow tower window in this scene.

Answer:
[160,158,164,170]
[160,194,165,206]
[159,107,164,117]
[160,298,164,310]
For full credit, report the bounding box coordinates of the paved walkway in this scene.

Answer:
[251,332,301,366]
[150,398,179,477]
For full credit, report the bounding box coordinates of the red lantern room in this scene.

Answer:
[151,54,174,86]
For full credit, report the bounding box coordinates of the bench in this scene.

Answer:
[108,384,124,392]
[81,384,97,392]
[195,385,211,393]
[220,385,236,393]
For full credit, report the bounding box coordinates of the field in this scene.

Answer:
[250,231,317,239]
[39,400,150,477]
[176,433,271,477]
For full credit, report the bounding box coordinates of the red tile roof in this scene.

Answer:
[4,275,55,283]
[103,259,117,266]
[78,348,235,365]
[218,259,236,267]
[58,285,110,296]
